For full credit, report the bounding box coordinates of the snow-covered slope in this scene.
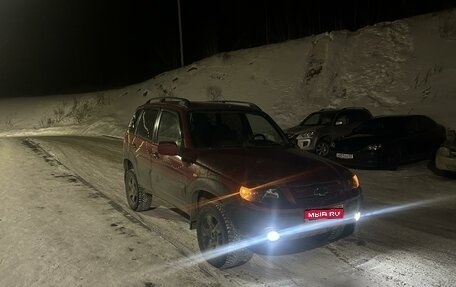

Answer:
[1,9,456,137]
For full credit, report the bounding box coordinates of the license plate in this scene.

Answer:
[336,153,353,159]
[305,208,344,220]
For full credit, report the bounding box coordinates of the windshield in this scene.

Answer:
[299,111,336,126]
[189,111,288,148]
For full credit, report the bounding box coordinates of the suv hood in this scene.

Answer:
[285,125,325,137]
[195,147,345,187]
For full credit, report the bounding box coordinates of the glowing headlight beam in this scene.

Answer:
[149,194,456,277]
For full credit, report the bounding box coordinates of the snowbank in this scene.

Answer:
[1,9,455,138]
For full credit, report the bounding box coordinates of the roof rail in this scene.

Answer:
[145,96,190,106]
[319,107,368,111]
[210,100,261,110]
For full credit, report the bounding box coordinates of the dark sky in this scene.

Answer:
[0,0,455,98]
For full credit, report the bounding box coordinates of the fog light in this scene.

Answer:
[266,230,280,241]
[354,212,361,221]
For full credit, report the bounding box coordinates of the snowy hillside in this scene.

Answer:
[1,9,456,137]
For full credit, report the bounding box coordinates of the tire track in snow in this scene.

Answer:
[21,138,243,286]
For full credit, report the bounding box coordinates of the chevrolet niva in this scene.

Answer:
[123,97,363,268]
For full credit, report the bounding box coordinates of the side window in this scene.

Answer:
[404,117,419,134]
[128,109,142,134]
[136,109,158,139]
[157,111,181,144]
[335,112,349,126]
[349,111,372,123]
[417,116,435,132]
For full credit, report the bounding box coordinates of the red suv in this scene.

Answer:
[123,97,363,268]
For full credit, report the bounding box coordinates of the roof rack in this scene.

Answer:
[145,96,190,106]
[210,100,261,110]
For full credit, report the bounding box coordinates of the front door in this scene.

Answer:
[151,110,191,210]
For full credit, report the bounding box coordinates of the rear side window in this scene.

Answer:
[349,110,372,123]
[128,110,143,133]
[136,109,158,139]
[416,116,435,132]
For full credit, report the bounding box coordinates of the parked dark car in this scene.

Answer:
[330,115,446,170]
[285,107,372,157]
[123,97,363,268]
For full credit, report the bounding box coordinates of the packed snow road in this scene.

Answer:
[1,136,456,287]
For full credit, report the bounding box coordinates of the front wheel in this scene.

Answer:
[315,140,330,157]
[196,200,253,269]
[124,169,152,211]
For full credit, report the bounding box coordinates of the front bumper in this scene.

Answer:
[228,194,363,240]
[296,137,315,150]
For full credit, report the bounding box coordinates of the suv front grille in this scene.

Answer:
[289,181,343,198]
[288,181,344,207]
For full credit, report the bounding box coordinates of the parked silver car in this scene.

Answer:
[435,130,456,174]
[285,108,372,157]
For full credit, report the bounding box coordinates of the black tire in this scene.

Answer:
[315,139,330,157]
[196,200,253,269]
[124,169,152,211]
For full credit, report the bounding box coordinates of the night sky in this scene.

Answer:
[0,0,455,98]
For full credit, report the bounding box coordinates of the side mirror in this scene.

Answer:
[158,141,179,156]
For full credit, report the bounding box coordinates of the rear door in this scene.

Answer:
[132,109,159,191]
[332,110,371,139]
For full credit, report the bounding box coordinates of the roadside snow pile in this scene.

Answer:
[1,9,455,138]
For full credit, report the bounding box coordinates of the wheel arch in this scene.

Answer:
[123,159,134,171]
[188,179,235,229]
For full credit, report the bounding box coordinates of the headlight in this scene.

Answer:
[348,174,360,189]
[366,144,382,151]
[297,131,314,139]
[239,186,280,202]
[438,146,450,157]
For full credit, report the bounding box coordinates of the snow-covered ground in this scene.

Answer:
[1,135,454,287]
[1,8,456,287]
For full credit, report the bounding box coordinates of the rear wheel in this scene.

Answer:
[196,200,253,269]
[124,169,152,211]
